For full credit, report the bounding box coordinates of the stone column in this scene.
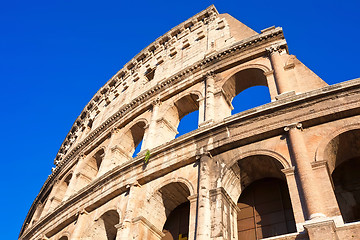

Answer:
[143,98,161,150]
[267,44,292,94]
[204,71,215,123]
[311,161,343,224]
[209,187,239,240]
[195,152,212,240]
[116,181,141,240]
[98,128,121,176]
[285,123,325,220]
[263,70,278,100]
[71,210,89,240]
[187,194,198,240]
[282,167,306,230]
[63,154,87,199]
[213,90,233,121]
[40,181,60,218]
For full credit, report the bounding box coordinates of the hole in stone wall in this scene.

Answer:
[145,68,155,81]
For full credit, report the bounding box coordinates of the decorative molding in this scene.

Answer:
[156,117,179,134]
[284,122,303,132]
[281,166,295,176]
[132,216,165,238]
[311,160,328,170]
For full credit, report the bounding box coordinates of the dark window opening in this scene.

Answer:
[332,157,360,223]
[237,178,296,240]
[145,68,155,81]
[162,202,190,240]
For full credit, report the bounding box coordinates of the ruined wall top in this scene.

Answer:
[53,5,265,166]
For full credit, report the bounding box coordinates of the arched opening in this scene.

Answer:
[82,210,120,240]
[159,182,190,240]
[162,202,190,240]
[147,182,191,240]
[236,155,296,239]
[59,236,68,240]
[57,173,73,201]
[87,148,105,179]
[126,121,146,157]
[324,130,360,223]
[222,68,271,115]
[161,94,199,142]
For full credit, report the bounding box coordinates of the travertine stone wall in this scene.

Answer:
[20,5,360,240]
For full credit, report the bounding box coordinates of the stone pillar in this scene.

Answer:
[285,123,325,220]
[267,44,293,94]
[214,90,233,121]
[311,161,343,224]
[196,152,212,240]
[263,70,278,100]
[117,181,141,240]
[205,71,215,123]
[98,128,121,176]
[304,220,339,240]
[187,194,198,240]
[71,210,89,240]
[64,154,88,199]
[40,181,60,218]
[210,187,239,240]
[282,167,306,230]
[143,98,161,150]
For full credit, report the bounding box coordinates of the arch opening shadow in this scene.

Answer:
[236,155,296,239]
[325,130,360,223]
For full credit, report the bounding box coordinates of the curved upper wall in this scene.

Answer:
[54,5,258,165]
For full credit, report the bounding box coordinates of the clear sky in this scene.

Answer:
[1,0,359,239]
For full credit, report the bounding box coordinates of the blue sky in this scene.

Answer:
[1,0,359,239]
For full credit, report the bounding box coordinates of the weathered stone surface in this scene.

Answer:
[20,5,360,240]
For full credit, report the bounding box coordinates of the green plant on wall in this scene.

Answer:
[144,150,151,164]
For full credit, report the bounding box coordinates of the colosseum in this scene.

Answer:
[20,5,360,240]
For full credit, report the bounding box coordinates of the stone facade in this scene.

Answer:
[20,5,360,240]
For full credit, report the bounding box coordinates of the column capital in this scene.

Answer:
[266,43,286,55]
[111,127,120,134]
[284,122,303,132]
[205,70,216,78]
[151,97,161,107]
[126,180,141,189]
[77,209,89,216]
[78,152,87,160]
[196,151,212,160]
